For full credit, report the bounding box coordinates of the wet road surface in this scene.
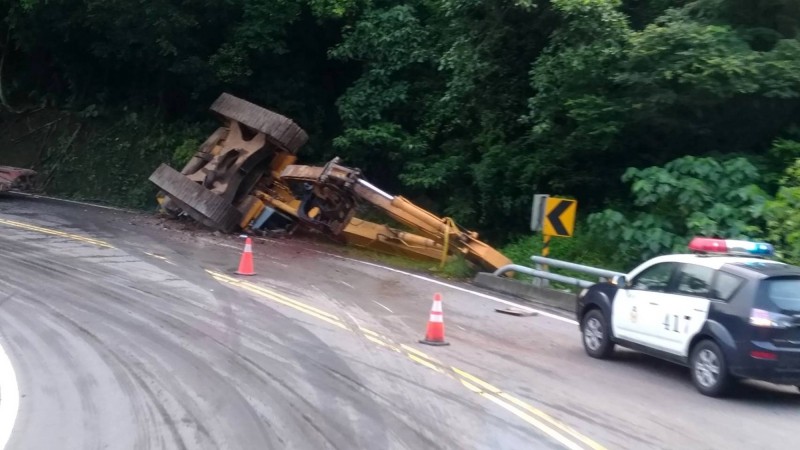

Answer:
[1,194,798,450]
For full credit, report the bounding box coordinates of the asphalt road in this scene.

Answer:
[0,194,798,450]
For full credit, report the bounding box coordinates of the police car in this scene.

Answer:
[577,237,800,396]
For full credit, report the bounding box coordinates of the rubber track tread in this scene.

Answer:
[210,93,308,154]
[148,164,242,231]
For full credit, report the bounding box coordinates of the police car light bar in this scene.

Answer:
[688,237,775,257]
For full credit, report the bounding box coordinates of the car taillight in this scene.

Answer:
[750,350,778,360]
[749,308,792,328]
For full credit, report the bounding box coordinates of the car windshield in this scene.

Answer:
[761,278,800,313]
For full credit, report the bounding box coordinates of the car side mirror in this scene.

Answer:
[611,275,627,287]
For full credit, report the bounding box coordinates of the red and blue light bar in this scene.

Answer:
[688,237,774,257]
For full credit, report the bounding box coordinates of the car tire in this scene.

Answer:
[690,340,730,397]
[581,309,615,359]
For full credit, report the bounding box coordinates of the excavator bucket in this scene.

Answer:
[148,93,308,231]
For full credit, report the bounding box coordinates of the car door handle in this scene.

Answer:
[693,308,705,312]
[649,302,659,305]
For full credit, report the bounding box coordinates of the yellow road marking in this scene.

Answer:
[498,392,608,450]
[365,335,401,352]
[452,366,501,393]
[453,366,608,450]
[359,327,380,337]
[209,271,340,321]
[460,377,583,450]
[207,269,606,450]
[407,354,443,373]
[459,378,484,394]
[481,391,585,450]
[400,344,438,363]
[0,218,113,248]
[144,252,176,265]
[210,274,348,330]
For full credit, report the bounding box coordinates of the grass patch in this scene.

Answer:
[500,224,624,290]
[436,253,475,279]
[340,245,439,272]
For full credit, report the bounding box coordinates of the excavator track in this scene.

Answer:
[210,93,307,153]
[149,164,242,231]
[149,93,307,231]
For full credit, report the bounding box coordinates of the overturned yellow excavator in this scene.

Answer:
[149,93,511,272]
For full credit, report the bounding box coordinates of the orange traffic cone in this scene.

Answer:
[420,293,449,346]
[235,237,256,276]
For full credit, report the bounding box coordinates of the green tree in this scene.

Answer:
[2,0,799,248]
[332,0,560,235]
[523,0,800,218]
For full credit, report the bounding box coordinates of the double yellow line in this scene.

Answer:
[454,368,606,450]
[0,218,114,248]
[209,271,348,329]
[210,269,607,450]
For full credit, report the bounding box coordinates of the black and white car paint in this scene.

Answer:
[577,253,800,397]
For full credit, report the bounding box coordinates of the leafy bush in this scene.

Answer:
[588,156,768,266]
[437,253,475,280]
[172,138,202,168]
[766,156,800,264]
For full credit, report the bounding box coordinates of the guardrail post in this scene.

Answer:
[540,235,551,288]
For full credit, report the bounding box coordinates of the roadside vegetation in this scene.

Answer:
[1,0,799,273]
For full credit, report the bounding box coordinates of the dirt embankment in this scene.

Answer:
[1,108,200,209]
[0,109,78,169]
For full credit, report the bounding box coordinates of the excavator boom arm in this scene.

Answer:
[280,160,512,272]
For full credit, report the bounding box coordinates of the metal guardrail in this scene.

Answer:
[492,256,625,289]
[493,264,595,288]
[529,256,624,280]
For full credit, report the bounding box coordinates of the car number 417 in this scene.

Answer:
[663,314,691,333]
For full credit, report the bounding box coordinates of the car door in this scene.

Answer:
[653,263,714,356]
[612,262,680,345]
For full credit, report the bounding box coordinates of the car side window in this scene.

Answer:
[712,272,744,301]
[673,264,715,297]
[630,263,677,292]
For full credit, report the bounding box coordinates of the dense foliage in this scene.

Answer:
[766,149,800,265]
[588,155,769,266]
[2,0,800,265]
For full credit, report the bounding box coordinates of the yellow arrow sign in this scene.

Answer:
[542,197,577,237]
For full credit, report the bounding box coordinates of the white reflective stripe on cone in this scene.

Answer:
[429,313,443,323]
[431,300,443,313]
[244,244,253,252]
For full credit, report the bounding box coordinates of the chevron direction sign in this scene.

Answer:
[542,197,577,238]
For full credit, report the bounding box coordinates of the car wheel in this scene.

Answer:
[690,340,730,397]
[581,309,614,359]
